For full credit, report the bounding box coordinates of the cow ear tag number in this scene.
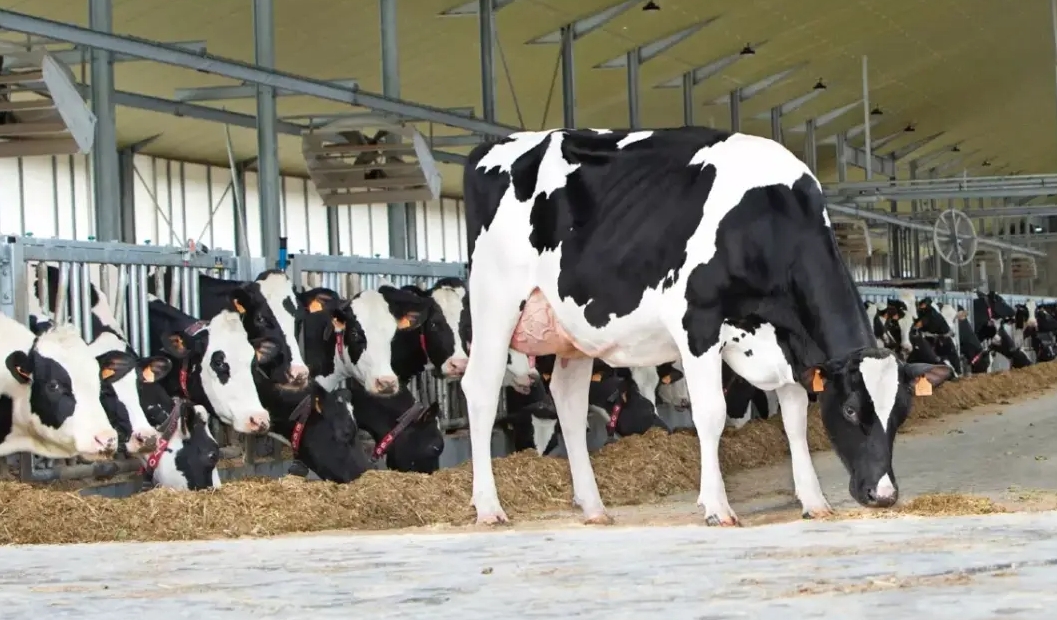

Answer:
[914,376,932,396]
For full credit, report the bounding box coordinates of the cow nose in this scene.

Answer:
[444,358,468,377]
[373,377,399,395]
[247,413,271,434]
[288,365,310,381]
[866,475,898,508]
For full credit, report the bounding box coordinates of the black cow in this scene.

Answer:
[975,292,1031,369]
[460,127,950,527]
[912,297,962,376]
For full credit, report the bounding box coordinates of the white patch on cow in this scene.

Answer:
[86,332,158,453]
[153,405,222,490]
[503,350,536,393]
[821,206,831,228]
[875,473,896,499]
[430,284,468,373]
[719,323,795,391]
[91,290,127,340]
[531,416,557,456]
[864,302,886,349]
[199,311,271,434]
[255,272,308,376]
[590,128,612,134]
[617,131,653,149]
[858,356,899,432]
[1027,300,1038,329]
[896,290,916,352]
[939,303,958,333]
[330,289,402,388]
[477,130,555,175]
[5,321,118,459]
[630,366,659,408]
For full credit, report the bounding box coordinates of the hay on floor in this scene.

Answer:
[2,361,1056,544]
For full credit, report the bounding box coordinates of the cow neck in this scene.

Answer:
[139,398,184,482]
[792,249,875,361]
[287,394,314,455]
[370,402,429,460]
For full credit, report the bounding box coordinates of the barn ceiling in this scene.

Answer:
[0,0,1051,197]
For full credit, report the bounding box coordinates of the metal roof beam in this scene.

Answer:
[595,18,718,69]
[174,78,359,102]
[710,63,805,104]
[818,118,881,144]
[528,0,639,44]
[891,132,945,161]
[655,41,769,89]
[904,204,1057,219]
[825,173,1057,202]
[784,100,861,132]
[751,84,827,119]
[281,106,477,127]
[840,142,896,177]
[439,0,520,16]
[0,39,207,69]
[915,142,965,168]
[0,9,521,138]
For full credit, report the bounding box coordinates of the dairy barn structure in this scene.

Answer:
[1,0,1057,616]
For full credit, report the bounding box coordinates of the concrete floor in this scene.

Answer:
[3,389,1057,618]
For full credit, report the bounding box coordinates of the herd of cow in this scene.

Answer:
[0,258,1052,499]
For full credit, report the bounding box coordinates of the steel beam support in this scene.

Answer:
[0,9,522,137]
[596,19,716,69]
[174,79,359,102]
[88,0,120,243]
[729,88,740,133]
[381,0,412,260]
[681,72,693,126]
[627,50,640,128]
[861,56,873,181]
[253,0,281,266]
[826,174,1057,202]
[835,132,848,182]
[709,64,805,105]
[654,41,769,89]
[751,86,827,120]
[478,0,496,123]
[770,106,782,144]
[560,25,575,128]
[233,160,250,258]
[117,147,136,243]
[528,0,638,44]
[904,203,1057,219]
[803,118,817,173]
[2,40,207,70]
[842,142,896,177]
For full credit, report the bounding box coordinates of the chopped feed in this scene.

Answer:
[827,493,1008,521]
[1,361,1056,545]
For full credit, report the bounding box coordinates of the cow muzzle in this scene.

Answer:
[127,430,159,454]
[372,376,400,396]
[79,431,119,460]
[239,413,271,434]
[441,357,468,379]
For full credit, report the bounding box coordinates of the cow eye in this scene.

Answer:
[842,405,858,424]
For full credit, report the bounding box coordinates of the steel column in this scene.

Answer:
[769,106,782,144]
[253,0,281,265]
[804,118,817,173]
[381,0,412,259]
[479,0,497,123]
[560,24,575,128]
[88,0,120,242]
[835,132,848,182]
[681,72,694,126]
[627,50,640,128]
[861,56,872,181]
[232,161,250,258]
[729,88,741,133]
[327,209,341,255]
[117,147,136,243]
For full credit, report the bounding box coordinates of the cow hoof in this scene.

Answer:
[704,513,740,527]
[583,513,614,526]
[801,507,834,520]
[476,512,511,526]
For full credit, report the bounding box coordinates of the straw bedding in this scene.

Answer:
[1,363,1056,545]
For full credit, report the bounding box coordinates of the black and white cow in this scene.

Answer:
[0,312,119,459]
[461,127,950,526]
[150,269,310,389]
[345,379,445,473]
[910,297,962,376]
[1024,301,1057,362]
[140,399,222,491]
[974,292,1031,369]
[147,297,277,434]
[952,305,992,374]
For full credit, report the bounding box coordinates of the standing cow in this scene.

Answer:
[459,128,950,527]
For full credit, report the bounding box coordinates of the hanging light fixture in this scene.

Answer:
[870,105,883,116]
[740,44,755,55]
[813,78,827,90]
[951,145,961,152]
[982,159,992,167]
[903,123,916,132]
[642,0,660,10]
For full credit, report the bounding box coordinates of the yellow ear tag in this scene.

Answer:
[590,372,602,382]
[233,299,246,314]
[100,367,116,380]
[307,299,324,313]
[141,367,155,383]
[661,375,672,385]
[811,369,824,392]
[914,376,933,396]
[541,373,551,381]
[396,315,413,329]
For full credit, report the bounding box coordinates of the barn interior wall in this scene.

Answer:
[0,154,469,264]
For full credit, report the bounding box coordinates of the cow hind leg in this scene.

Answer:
[549,356,610,524]
[775,383,831,519]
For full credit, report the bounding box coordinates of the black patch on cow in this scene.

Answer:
[10,349,78,430]
[173,404,220,490]
[744,349,753,357]
[346,378,444,473]
[519,299,526,312]
[99,382,132,445]
[0,395,13,445]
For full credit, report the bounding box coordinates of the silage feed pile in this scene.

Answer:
[2,362,1056,545]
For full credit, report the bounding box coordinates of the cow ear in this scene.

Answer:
[229,286,254,315]
[657,362,683,385]
[140,356,172,383]
[162,331,192,359]
[330,299,353,328]
[5,350,33,384]
[903,363,952,396]
[253,338,280,364]
[799,366,826,393]
[301,289,334,314]
[395,309,425,331]
[97,350,136,383]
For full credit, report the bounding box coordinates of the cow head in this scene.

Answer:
[228,270,310,389]
[151,402,222,491]
[5,322,119,460]
[423,278,469,379]
[394,283,459,380]
[589,362,671,436]
[801,348,951,509]
[347,378,444,473]
[894,291,917,354]
[95,346,173,455]
[161,311,277,434]
[291,382,373,483]
[986,291,1016,320]
[653,361,688,410]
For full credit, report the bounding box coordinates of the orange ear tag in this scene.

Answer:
[914,376,933,396]
[811,369,824,392]
[661,375,672,385]
[307,299,324,313]
[142,367,156,383]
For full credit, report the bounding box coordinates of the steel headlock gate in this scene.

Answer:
[0,235,245,483]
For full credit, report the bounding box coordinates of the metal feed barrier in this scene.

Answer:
[0,235,248,482]
[0,234,1054,487]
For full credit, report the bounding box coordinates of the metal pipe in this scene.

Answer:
[254,0,281,268]
[861,55,871,181]
[478,0,496,123]
[79,262,92,342]
[0,9,519,137]
[380,0,409,261]
[560,24,575,128]
[627,49,640,128]
[681,72,693,127]
[89,0,121,242]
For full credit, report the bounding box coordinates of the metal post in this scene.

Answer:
[804,119,817,173]
[117,147,136,243]
[627,49,640,129]
[681,72,694,127]
[232,160,249,257]
[88,0,120,242]
[862,55,872,181]
[560,24,575,128]
[769,106,782,144]
[327,208,340,255]
[835,132,848,182]
[479,0,497,123]
[381,0,410,259]
[729,88,741,133]
[909,160,921,277]
[253,0,281,266]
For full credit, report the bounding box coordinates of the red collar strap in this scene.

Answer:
[605,401,624,435]
[372,402,429,460]
[288,394,313,454]
[420,333,428,356]
[140,398,184,477]
[178,360,192,399]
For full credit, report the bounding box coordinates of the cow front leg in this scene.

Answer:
[679,346,738,526]
[775,383,831,518]
[548,356,609,524]
[462,309,523,526]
